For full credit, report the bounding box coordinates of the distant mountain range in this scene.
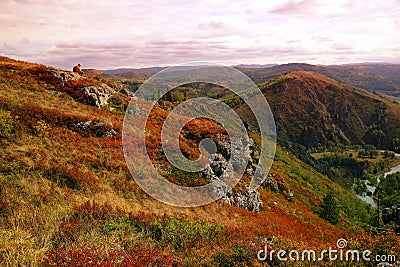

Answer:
[95,62,400,97]
[235,63,277,68]
[101,67,166,79]
[239,63,400,97]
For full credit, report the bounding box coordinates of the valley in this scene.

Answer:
[0,56,399,266]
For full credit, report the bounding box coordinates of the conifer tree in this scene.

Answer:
[319,190,339,225]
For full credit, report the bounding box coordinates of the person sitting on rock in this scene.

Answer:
[73,64,83,75]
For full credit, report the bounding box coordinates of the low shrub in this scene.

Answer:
[0,109,13,139]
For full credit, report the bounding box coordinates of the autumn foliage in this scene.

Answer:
[0,56,398,266]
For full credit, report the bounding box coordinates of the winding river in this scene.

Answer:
[356,162,400,207]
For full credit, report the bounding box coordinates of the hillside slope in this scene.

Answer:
[329,64,400,97]
[237,71,400,150]
[240,63,400,97]
[0,57,398,266]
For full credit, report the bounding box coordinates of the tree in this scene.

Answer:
[365,103,388,147]
[319,190,339,225]
[378,172,400,208]
[162,91,185,103]
[392,138,400,153]
[372,102,388,126]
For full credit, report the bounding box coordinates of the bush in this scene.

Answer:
[211,244,254,267]
[353,178,367,195]
[0,109,13,139]
[34,120,49,136]
[150,217,224,252]
[44,243,172,266]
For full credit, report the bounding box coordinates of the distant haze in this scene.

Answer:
[1,0,399,69]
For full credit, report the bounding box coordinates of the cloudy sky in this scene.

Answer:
[1,0,399,69]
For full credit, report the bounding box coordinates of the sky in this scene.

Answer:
[1,0,400,69]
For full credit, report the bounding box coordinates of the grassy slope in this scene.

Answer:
[0,57,398,266]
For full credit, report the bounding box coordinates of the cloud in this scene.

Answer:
[332,43,354,51]
[33,38,330,70]
[396,20,400,29]
[286,40,301,44]
[269,0,320,14]
[311,36,332,43]
[0,13,18,27]
[36,39,234,69]
[2,43,17,53]
[1,0,399,68]
[0,42,36,58]
[391,46,400,52]
[198,20,230,31]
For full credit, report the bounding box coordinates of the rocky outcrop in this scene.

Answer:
[81,82,135,109]
[200,135,294,211]
[81,84,116,108]
[223,187,263,212]
[262,173,280,192]
[48,69,134,109]
[71,120,116,138]
[81,82,137,109]
[261,172,294,202]
[201,137,264,212]
[48,70,81,82]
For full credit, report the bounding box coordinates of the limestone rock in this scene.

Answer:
[47,69,135,109]
[262,173,280,192]
[48,69,81,82]
[71,120,116,138]
[81,83,116,108]
[221,187,263,212]
[201,136,264,212]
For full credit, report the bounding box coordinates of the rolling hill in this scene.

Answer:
[103,67,166,79]
[98,62,400,98]
[239,63,400,97]
[236,70,400,150]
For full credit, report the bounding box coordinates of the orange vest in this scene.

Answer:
[73,65,81,73]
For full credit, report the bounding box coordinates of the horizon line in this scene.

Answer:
[2,55,400,71]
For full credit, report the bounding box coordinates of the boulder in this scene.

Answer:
[71,120,116,138]
[262,173,280,192]
[221,186,263,212]
[48,70,81,82]
[81,83,116,108]
[200,137,264,212]
[47,69,136,109]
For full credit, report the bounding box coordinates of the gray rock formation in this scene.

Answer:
[81,83,116,108]
[262,172,280,192]
[200,135,293,211]
[48,70,81,82]
[222,187,263,212]
[201,137,264,212]
[48,69,134,109]
[71,120,116,137]
[126,101,141,116]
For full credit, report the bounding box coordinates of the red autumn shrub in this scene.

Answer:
[44,242,173,267]
[40,164,98,191]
